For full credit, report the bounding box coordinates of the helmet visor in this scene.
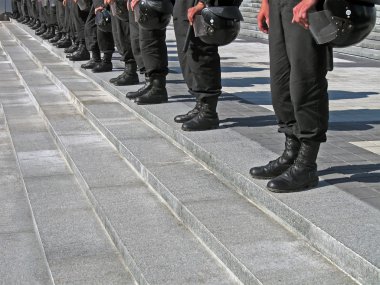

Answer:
[193,15,209,37]
[309,10,338,45]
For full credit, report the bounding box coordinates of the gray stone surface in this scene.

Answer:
[3,20,380,284]
[0,106,53,285]
[1,31,241,285]
[0,45,135,284]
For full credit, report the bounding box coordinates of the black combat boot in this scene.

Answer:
[42,25,55,40]
[126,75,151,100]
[69,43,90,61]
[113,62,139,86]
[250,135,301,179]
[55,34,72,48]
[11,12,20,19]
[91,52,112,72]
[21,16,30,24]
[81,50,101,69]
[27,18,35,26]
[40,26,51,38]
[134,74,168,105]
[174,99,202,123]
[64,41,78,53]
[35,24,47,35]
[266,140,320,193]
[31,19,41,30]
[49,31,62,43]
[16,15,25,22]
[181,96,219,131]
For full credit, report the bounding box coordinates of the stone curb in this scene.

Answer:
[0,103,56,285]
[4,21,380,284]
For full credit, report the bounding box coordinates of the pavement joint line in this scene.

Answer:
[3,21,380,284]
[2,24,260,285]
[1,29,247,285]
[0,103,56,285]
[0,37,145,285]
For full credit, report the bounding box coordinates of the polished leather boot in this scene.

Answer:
[81,58,99,69]
[64,41,78,53]
[69,43,90,61]
[40,26,51,38]
[91,52,112,72]
[91,60,112,72]
[27,18,35,26]
[250,135,301,179]
[42,26,55,40]
[11,12,20,19]
[16,15,25,22]
[174,99,202,123]
[113,62,139,86]
[35,24,47,35]
[81,50,101,69]
[266,141,320,193]
[31,20,41,30]
[181,96,219,131]
[21,16,30,24]
[55,34,72,48]
[126,75,151,100]
[49,31,62,43]
[134,74,168,105]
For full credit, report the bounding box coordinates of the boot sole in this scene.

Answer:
[113,80,140,86]
[135,99,168,105]
[267,178,319,193]
[181,125,219,132]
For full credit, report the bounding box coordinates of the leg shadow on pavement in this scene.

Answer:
[319,163,380,185]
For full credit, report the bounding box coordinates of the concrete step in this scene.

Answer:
[0,104,53,284]
[1,22,376,284]
[0,26,240,285]
[0,42,136,285]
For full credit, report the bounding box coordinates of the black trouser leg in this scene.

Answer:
[71,1,87,43]
[84,3,98,52]
[111,16,134,63]
[140,27,168,76]
[97,27,114,54]
[56,0,65,32]
[269,0,329,142]
[128,10,144,72]
[173,0,221,99]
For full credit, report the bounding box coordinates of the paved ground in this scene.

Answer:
[1,21,380,284]
[169,30,380,209]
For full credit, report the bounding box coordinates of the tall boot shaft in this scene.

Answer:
[69,44,90,61]
[174,98,202,123]
[181,96,219,131]
[91,52,113,72]
[134,74,168,105]
[113,62,139,86]
[103,52,113,63]
[250,135,301,179]
[266,140,320,192]
[126,75,151,99]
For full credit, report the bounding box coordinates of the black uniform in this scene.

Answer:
[125,4,169,105]
[269,0,329,142]
[172,0,222,131]
[249,0,332,192]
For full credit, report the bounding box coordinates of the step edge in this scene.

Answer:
[6,21,380,284]
[0,103,56,285]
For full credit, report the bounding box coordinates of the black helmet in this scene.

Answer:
[193,6,244,46]
[309,0,377,48]
[95,9,112,33]
[135,0,173,30]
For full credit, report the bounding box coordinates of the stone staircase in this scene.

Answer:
[239,0,380,60]
[0,20,379,284]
